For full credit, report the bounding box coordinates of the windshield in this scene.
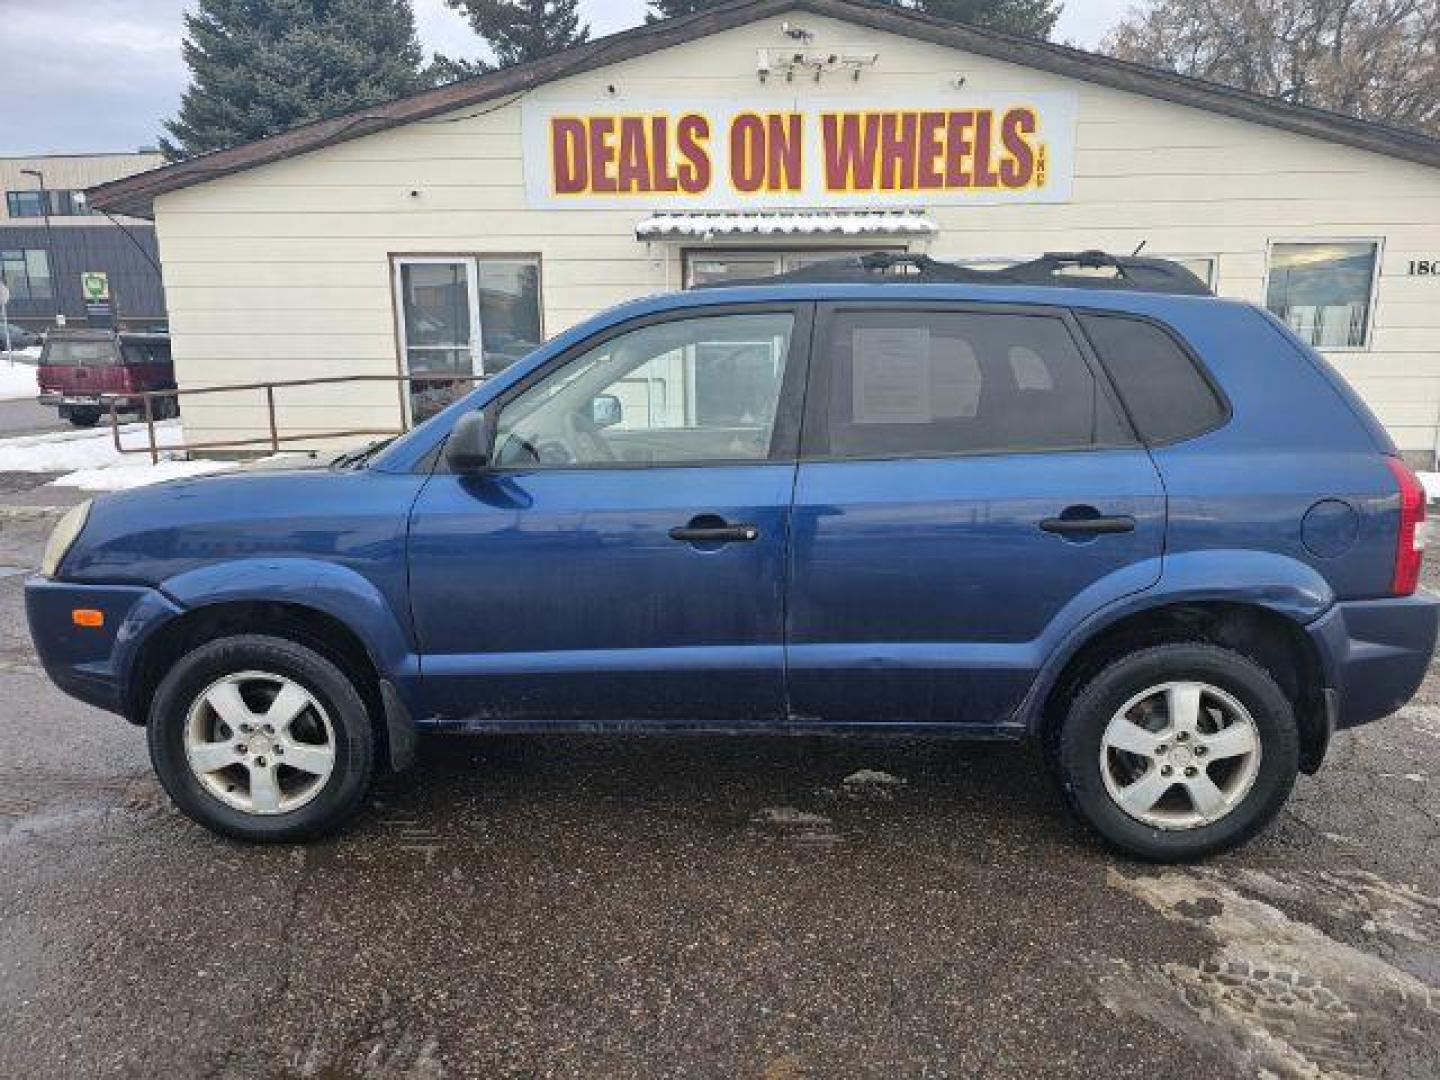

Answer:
[42,339,118,366]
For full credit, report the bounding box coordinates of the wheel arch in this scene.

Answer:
[124,559,421,770]
[1032,599,1329,774]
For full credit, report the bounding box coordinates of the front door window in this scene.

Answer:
[494,311,796,468]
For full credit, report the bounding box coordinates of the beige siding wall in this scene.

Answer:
[152,10,1440,457]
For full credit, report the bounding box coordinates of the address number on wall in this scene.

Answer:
[1409,260,1439,276]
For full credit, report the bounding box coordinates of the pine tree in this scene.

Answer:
[161,0,427,160]
[878,0,1062,40]
[443,0,590,68]
[645,0,712,21]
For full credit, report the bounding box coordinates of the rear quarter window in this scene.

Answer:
[1079,314,1227,444]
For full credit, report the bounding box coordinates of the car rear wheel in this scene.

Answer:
[1057,643,1299,862]
[147,634,376,842]
[66,407,100,427]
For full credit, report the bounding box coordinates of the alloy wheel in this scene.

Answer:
[182,670,336,816]
[1099,680,1263,830]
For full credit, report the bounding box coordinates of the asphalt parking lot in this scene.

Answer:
[1,510,1437,1079]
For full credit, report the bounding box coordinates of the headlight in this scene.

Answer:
[40,500,92,578]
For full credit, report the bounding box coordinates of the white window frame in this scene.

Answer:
[390,252,544,423]
[392,255,484,380]
[1263,236,1385,353]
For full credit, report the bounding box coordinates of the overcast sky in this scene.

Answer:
[0,0,1137,156]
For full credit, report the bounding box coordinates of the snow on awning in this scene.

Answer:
[635,209,938,241]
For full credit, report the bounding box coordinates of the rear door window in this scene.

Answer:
[1079,314,1226,444]
[805,307,1133,459]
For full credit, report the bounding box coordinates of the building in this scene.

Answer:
[1,152,167,333]
[88,0,1440,462]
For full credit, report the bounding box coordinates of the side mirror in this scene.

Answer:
[446,410,492,473]
[591,393,623,429]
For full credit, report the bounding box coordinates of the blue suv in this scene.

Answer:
[26,253,1437,861]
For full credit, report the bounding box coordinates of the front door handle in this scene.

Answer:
[669,515,759,545]
[1040,512,1136,537]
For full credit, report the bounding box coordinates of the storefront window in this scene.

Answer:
[684,249,899,287]
[394,255,542,422]
[477,260,542,374]
[1266,241,1379,349]
[0,249,52,300]
[1168,257,1215,288]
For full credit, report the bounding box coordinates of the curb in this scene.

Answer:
[0,504,70,521]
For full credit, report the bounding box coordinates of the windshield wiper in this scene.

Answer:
[330,437,395,471]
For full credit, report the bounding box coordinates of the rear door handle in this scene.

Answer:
[1040,514,1136,537]
[669,520,759,544]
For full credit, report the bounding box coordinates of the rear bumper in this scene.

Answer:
[25,577,183,718]
[37,393,139,410]
[1307,591,1440,731]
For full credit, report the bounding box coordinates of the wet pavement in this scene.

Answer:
[1,513,1437,1079]
[0,397,65,437]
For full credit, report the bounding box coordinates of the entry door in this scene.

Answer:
[409,305,811,726]
[787,303,1166,728]
[394,258,481,422]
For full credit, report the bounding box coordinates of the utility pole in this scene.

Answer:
[19,168,60,326]
[0,281,11,361]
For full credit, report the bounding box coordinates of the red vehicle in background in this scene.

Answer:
[36,329,177,427]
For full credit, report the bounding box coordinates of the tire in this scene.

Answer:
[1057,643,1299,863]
[67,408,100,427]
[147,634,376,842]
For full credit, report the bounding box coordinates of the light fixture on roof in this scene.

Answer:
[840,51,879,80]
[757,48,878,83]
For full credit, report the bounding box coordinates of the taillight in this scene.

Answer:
[1386,456,1426,596]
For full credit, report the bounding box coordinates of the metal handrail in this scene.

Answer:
[106,373,486,463]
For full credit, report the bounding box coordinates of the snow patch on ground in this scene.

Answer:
[0,360,38,401]
[49,457,237,491]
[842,769,907,788]
[1100,868,1440,1078]
[0,419,236,491]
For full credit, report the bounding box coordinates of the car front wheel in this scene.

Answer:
[1057,643,1300,862]
[147,634,376,842]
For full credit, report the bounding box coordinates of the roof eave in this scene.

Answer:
[88,0,1440,219]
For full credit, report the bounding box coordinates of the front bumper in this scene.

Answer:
[25,577,183,718]
[1307,591,1440,731]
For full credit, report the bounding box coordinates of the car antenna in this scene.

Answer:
[1132,240,1148,256]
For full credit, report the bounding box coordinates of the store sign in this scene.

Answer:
[81,271,110,303]
[522,96,1077,209]
[81,270,114,329]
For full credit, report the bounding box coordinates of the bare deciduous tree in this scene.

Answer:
[1104,0,1440,136]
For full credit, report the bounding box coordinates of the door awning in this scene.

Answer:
[635,209,938,241]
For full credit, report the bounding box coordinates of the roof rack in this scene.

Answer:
[703,250,1213,296]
